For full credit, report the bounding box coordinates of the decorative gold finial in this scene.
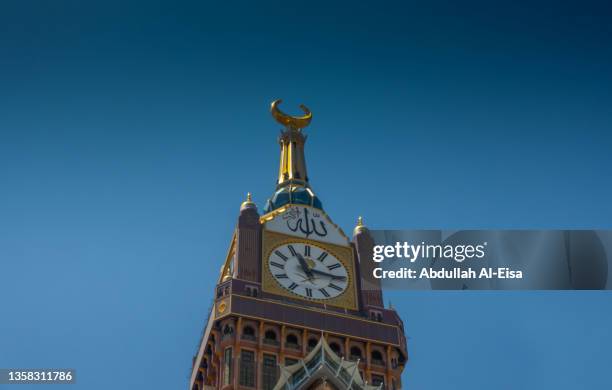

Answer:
[221,264,231,281]
[272,99,312,189]
[240,192,256,210]
[354,216,367,235]
[271,99,312,131]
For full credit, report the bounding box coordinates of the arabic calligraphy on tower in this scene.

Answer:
[263,205,349,246]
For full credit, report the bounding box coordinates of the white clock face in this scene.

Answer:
[268,242,349,300]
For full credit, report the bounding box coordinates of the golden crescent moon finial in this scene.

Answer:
[270,99,312,130]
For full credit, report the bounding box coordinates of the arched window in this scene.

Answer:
[222,324,234,338]
[371,374,385,386]
[329,342,342,357]
[264,330,278,345]
[245,286,259,297]
[285,333,299,349]
[350,346,362,360]
[242,325,256,340]
[398,351,406,365]
[369,310,383,322]
[371,350,384,365]
[307,338,318,350]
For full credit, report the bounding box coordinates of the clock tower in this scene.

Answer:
[189,100,408,390]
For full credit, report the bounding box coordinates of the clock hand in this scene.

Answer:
[309,268,346,280]
[295,253,314,278]
[294,270,319,285]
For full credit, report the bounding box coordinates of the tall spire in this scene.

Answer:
[271,99,312,189]
[265,99,323,213]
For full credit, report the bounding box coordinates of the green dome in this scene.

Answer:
[264,186,323,213]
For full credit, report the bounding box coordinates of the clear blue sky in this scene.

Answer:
[1,0,611,389]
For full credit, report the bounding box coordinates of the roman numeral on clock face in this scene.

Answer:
[327,263,341,271]
[270,261,285,269]
[275,273,289,279]
[305,288,312,297]
[288,283,298,291]
[288,245,297,256]
[328,283,343,291]
[317,252,328,262]
[274,250,288,261]
[304,245,311,257]
[319,288,330,298]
